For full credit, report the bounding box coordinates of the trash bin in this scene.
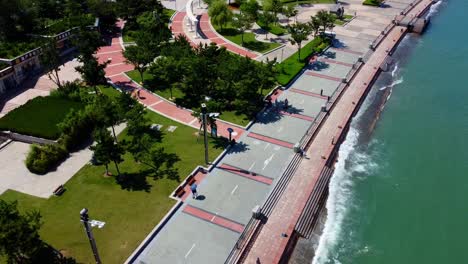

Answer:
[293,143,301,153]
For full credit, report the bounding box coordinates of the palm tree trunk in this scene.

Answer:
[105,163,109,175]
[113,161,121,175]
[139,69,144,85]
[111,125,117,141]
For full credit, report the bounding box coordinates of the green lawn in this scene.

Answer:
[0,96,84,139]
[213,22,281,53]
[219,111,250,127]
[333,14,354,26]
[275,36,330,86]
[363,0,382,6]
[0,110,226,263]
[256,20,287,36]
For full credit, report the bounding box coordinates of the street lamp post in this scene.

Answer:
[201,104,209,164]
[80,208,105,264]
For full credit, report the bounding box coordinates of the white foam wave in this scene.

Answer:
[391,63,399,78]
[312,128,359,264]
[426,0,443,19]
[379,77,403,91]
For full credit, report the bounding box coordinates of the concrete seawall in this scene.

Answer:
[237,0,437,263]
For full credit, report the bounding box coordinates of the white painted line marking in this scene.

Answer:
[248,162,256,171]
[231,185,239,195]
[278,126,283,132]
[211,215,216,221]
[96,50,121,56]
[107,62,126,68]
[185,243,196,258]
[149,100,164,107]
[263,153,275,170]
[264,143,270,150]
[188,118,199,125]
[106,73,124,78]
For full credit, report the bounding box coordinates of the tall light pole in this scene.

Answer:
[80,208,105,264]
[201,103,209,164]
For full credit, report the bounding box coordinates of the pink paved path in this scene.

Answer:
[183,205,245,233]
[95,20,245,140]
[242,0,435,259]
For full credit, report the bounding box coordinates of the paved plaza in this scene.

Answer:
[131,0,419,261]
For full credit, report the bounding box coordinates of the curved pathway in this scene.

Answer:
[96,19,244,140]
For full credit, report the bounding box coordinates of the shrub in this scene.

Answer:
[58,109,96,151]
[363,0,382,6]
[25,144,68,174]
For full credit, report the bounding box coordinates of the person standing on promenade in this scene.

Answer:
[191,183,198,199]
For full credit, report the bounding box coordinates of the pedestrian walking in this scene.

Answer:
[190,183,198,199]
[284,98,289,110]
[137,89,141,98]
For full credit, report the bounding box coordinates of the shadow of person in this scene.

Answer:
[196,195,206,200]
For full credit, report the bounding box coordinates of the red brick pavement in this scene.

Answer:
[289,88,329,100]
[278,110,314,122]
[333,47,364,55]
[306,71,342,82]
[319,58,354,67]
[181,170,208,201]
[183,205,245,233]
[243,24,410,263]
[247,132,294,149]
[218,163,273,185]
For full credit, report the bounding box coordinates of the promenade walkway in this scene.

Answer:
[131,11,372,264]
[242,0,435,262]
[96,20,244,140]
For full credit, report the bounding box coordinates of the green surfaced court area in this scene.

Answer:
[0,110,226,263]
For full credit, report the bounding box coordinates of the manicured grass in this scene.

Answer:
[126,70,155,85]
[333,14,354,26]
[122,27,137,43]
[0,110,226,263]
[213,22,281,53]
[256,20,287,36]
[219,111,250,127]
[98,85,121,99]
[363,0,382,6]
[0,96,84,139]
[275,36,330,86]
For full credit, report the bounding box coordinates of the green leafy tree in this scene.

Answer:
[260,11,277,39]
[149,56,182,99]
[282,4,298,24]
[316,10,336,33]
[91,127,124,176]
[287,22,312,61]
[309,15,321,37]
[0,200,42,263]
[240,0,260,20]
[124,46,153,84]
[208,0,233,30]
[40,39,63,89]
[75,57,108,94]
[74,28,104,59]
[89,94,122,140]
[231,12,255,46]
[263,0,283,24]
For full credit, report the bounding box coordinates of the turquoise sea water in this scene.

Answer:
[313,1,468,263]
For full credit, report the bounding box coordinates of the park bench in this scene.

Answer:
[53,185,65,196]
[174,186,185,198]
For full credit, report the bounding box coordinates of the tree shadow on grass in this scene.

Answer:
[243,41,271,53]
[116,170,152,192]
[32,243,77,264]
[218,28,239,36]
